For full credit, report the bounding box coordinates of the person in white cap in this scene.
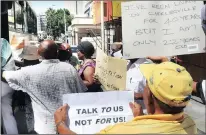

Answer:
[17,41,40,67]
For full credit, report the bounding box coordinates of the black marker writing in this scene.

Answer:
[129,13,140,17]
[144,18,158,24]
[173,1,196,7]
[179,25,196,32]
[179,14,200,21]
[162,29,174,35]
[175,45,187,49]
[136,28,156,35]
[133,40,156,46]
[163,37,200,46]
[151,3,171,10]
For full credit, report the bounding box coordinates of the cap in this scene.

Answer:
[19,41,40,60]
[10,35,25,48]
[140,62,193,107]
[77,41,94,57]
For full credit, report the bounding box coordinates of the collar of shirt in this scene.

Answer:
[41,59,60,64]
[132,112,184,122]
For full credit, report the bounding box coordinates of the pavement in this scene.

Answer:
[185,97,206,134]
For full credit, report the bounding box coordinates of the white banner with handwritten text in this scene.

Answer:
[122,1,205,59]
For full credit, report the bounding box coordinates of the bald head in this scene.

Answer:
[38,40,58,59]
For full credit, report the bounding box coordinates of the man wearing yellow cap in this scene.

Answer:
[54,62,197,134]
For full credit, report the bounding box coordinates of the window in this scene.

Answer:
[15,2,24,31]
[26,3,37,34]
[8,2,15,29]
[104,3,107,17]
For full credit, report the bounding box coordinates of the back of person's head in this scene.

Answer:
[38,40,58,59]
[111,42,122,52]
[140,62,193,114]
[58,43,72,61]
[77,41,95,59]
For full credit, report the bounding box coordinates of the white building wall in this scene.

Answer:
[65,1,87,17]
[65,1,98,45]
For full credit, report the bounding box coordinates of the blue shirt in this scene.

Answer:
[1,38,12,68]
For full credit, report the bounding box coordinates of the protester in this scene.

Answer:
[126,56,169,112]
[19,41,40,66]
[67,45,79,69]
[2,40,87,134]
[1,38,18,134]
[77,41,102,92]
[58,43,79,69]
[12,39,41,133]
[193,80,206,104]
[110,42,123,58]
[13,42,40,67]
[126,58,151,110]
[58,43,72,63]
[55,62,196,134]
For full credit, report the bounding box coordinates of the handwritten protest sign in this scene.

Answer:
[122,1,205,59]
[95,48,127,90]
[63,91,134,134]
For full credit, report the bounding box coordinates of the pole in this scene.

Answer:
[63,9,67,43]
[64,9,66,35]
[100,1,104,51]
[24,1,28,33]
[1,1,10,41]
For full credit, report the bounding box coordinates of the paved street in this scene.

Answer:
[185,98,206,134]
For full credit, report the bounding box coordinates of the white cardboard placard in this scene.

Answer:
[122,1,205,59]
[63,91,134,134]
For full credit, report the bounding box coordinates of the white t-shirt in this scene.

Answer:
[126,58,152,93]
[113,50,123,58]
[202,80,206,100]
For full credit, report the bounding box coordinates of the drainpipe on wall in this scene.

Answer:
[23,1,28,33]
[101,1,105,51]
